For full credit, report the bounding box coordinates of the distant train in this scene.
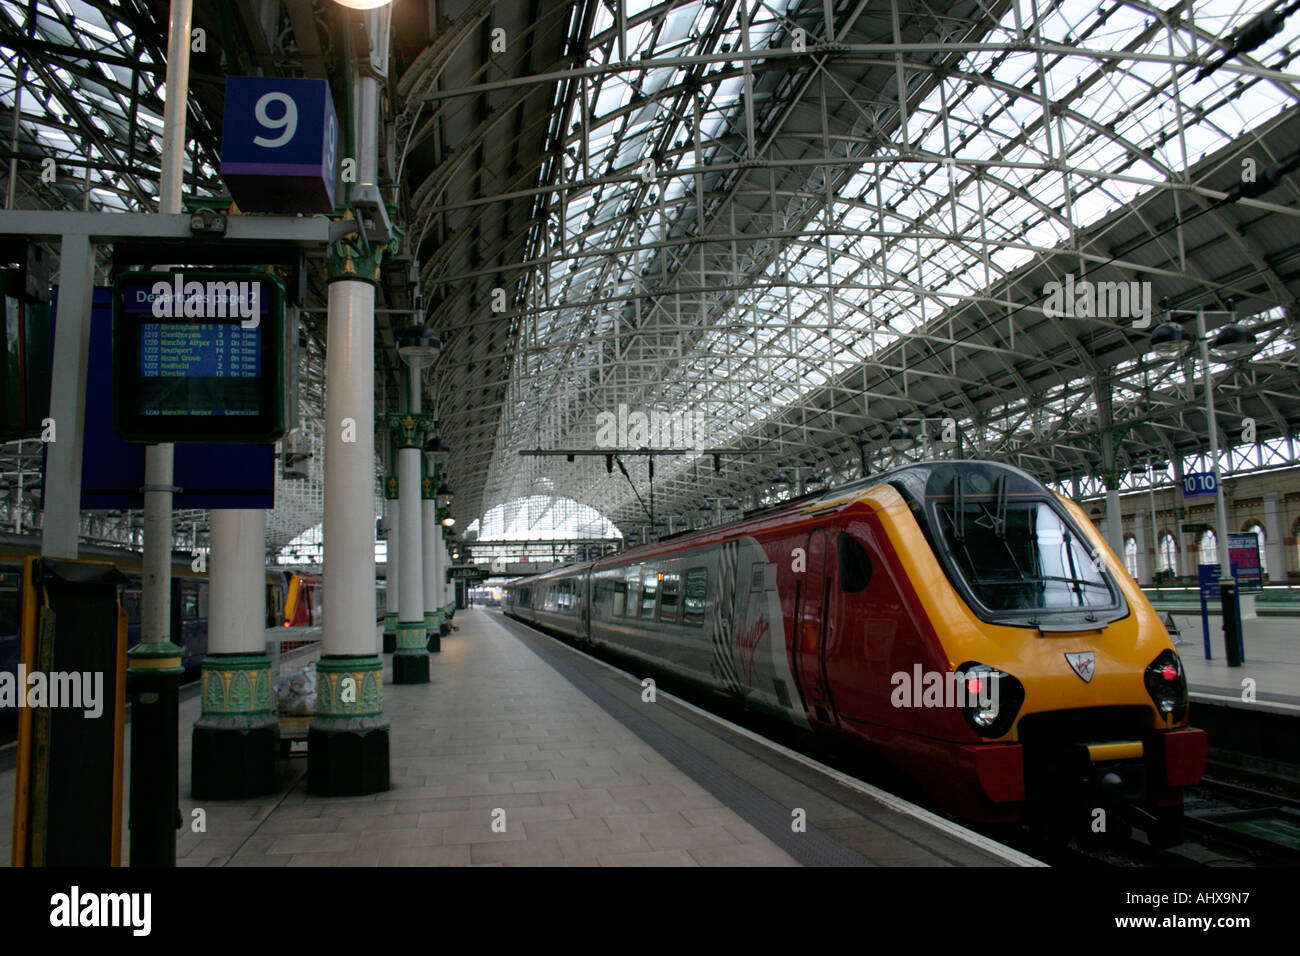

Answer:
[0,533,385,727]
[506,460,1208,843]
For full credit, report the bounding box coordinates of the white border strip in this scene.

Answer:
[487,610,1045,868]
[1190,690,1300,714]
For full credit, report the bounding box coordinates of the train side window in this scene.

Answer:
[198,582,209,619]
[839,533,873,593]
[612,580,627,617]
[659,572,681,623]
[626,570,642,618]
[750,563,765,592]
[181,583,200,621]
[683,568,708,626]
[123,587,142,627]
[640,571,658,617]
[0,569,21,636]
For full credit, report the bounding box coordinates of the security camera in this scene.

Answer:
[351,183,392,243]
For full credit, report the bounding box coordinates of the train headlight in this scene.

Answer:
[955,662,1024,739]
[1143,649,1188,723]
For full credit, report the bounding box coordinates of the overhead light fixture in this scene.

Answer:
[441,516,456,527]
[423,434,451,463]
[1149,321,1194,358]
[1208,322,1257,361]
[436,482,453,510]
[889,423,914,452]
[331,0,393,9]
[397,324,442,370]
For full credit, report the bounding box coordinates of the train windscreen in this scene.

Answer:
[936,498,1117,615]
[898,463,1129,630]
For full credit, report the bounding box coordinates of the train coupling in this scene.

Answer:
[1073,741,1148,801]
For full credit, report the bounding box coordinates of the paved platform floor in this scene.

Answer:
[1162,610,1300,706]
[2,608,1034,867]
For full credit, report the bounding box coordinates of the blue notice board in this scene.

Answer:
[44,287,275,510]
[1228,532,1263,594]
[219,76,338,214]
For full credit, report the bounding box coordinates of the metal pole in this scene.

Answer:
[422,467,438,651]
[1148,464,1160,581]
[5,29,25,210]
[128,0,191,868]
[1197,307,1241,665]
[444,534,453,616]
[310,277,389,792]
[383,496,399,650]
[308,2,391,795]
[40,232,94,559]
[394,366,429,678]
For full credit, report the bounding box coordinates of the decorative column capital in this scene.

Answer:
[327,211,403,283]
[384,413,434,449]
[384,475,399,500]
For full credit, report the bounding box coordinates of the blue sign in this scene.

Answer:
[220,77,338,214]
[1197,562,1221,600]
[1228,532,1263,594]
[1182,471,1217,498]
[1197,563,1220,660]
[43,287,275,510]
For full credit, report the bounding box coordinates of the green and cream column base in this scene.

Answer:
[382,612,398,654]
[393,621,430,683]
[425,610,442,652]
[192,653,279,800]
[127,640,185,865]
[308,655,390,796]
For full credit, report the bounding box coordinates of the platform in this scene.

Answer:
[1,608,1039,867]
[1161,610,1300,707]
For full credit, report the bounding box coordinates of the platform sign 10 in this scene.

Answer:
[112,271,291,443]
[219,77,338,214]
[1181,471,1217,498]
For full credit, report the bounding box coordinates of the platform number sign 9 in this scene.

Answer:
[252,92,297,148]
[219,77,339,214]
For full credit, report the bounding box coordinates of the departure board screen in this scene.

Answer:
[137,322,262,416]
[113,270,291,443]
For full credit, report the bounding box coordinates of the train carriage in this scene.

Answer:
[507,460,1207,841]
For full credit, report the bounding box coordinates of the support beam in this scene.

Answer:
[40,232,94,559]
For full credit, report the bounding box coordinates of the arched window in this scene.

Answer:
[1124,536,1138,578]
[1199,529,1218,565]
[1158,533,1179,576]
[1245,523,1267,577]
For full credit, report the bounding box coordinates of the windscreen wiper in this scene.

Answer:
[952,474,965,542]
[993,474,1008,539]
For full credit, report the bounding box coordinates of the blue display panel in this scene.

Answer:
[43,287,275,510]
[113,270,290,442]
[136,323,263,417]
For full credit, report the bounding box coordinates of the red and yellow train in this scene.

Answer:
[505,460,1207,841]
